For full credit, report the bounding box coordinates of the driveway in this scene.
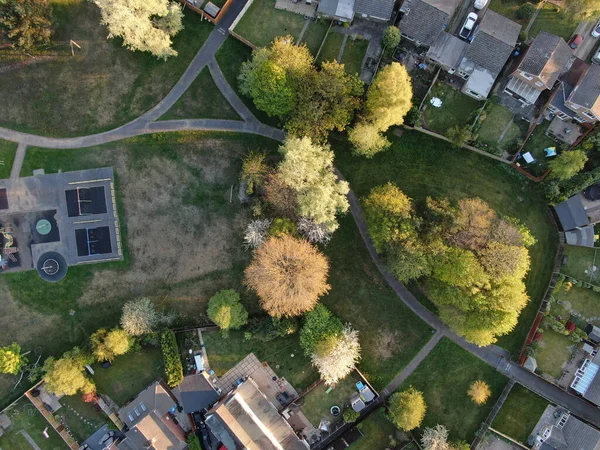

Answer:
[573,20,599,60]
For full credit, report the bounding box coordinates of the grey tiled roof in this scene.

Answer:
[426,32,468,69]
[569,64,600,115]
[554,195,590,231]
[478,10,521,46]
[518,31,572,87]
[562,409,600,450]
[399,0,448,47]
[355,0,394,20]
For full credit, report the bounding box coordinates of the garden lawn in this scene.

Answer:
[554,285,600,325]
[300,19,331,57]
[0,140,17,179]
[58,396,108,442]
[350,408,399,450]
[215,37,282,128]
[233,0,307,48]
[398,338,507,442]
[477,104,522,154]
[323,214,433,390]
[536,330,572,379]
[492,384,549,444]
[317,32,345,65]
[0,2,214,136]
[333,130,557,356]
[528,3,577,40]
[423,83,482,134]
[519,125,556,178]
[92,347,164,406]
[560,245,598,283]
[340,37,369,76]
[160,68,239,121]
[203,330,318,391]
[0,396,67,450]
[301,375,358,427]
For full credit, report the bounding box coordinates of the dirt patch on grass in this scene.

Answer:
[374,330,401,360]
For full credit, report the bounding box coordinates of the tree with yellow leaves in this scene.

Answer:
[468,380,491,405]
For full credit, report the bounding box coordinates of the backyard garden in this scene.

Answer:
[518,126,557,178]
[475,103,525,156]
[56,395,109,443]
[300,374,361,428]
[422,82,482,135]
[350,408,411,450]
[492,383,549,445]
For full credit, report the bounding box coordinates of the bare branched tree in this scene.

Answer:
[297,217,332,245]
[243,219,272,250]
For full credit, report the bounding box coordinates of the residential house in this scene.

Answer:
[504,32,572,106]
[426,33,469,73]
[117,381,187,450]
[529,404,600,449]
[554,195,594,247]
[205,378,309,450]
[317,0,394,22]
[456,10,521,100]
[571,350,600,407]
[172,372,220,414]
[553,64,600,124]
[399,0,462,47]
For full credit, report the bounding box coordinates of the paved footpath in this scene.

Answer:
[2,0,599,434]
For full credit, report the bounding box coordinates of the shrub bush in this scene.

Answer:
[188,435,202,450]
[516,3,536,20]
[343,408,360,423]
[160,329,183,387]
[550,320,565,333]
[565,321,576,333]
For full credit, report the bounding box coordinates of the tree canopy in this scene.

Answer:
[388,386,427,431]
[468,380,491,405]
[300,304,344,355]
[121,297,161,335]
[311,326,360,386]
[348,122,391,158]
[43,350,95,396]
[207,289,248,335]
[245,235,330,317]
[548,150,587,181]
[92,0,184,59]
[383,26,401,51]
[0,342,27,375]
[91,329,131,362]
[0,0,53,50]
[278,136,349,232]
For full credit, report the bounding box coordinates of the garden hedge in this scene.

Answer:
[160,329,183,387]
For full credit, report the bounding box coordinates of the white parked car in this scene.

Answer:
[474,0,489,10]
[592,20,600,38]
[459,12,478,40]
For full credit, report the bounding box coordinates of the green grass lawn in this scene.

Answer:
[0,140,17,179]
[350,408,400,450]
[536,330,572,379]
[317,31,345,65]
[92,347,164,406]
[560,245,598,283]
[333,130,557,356]
[160,67,239,121]
[300,375,359,427]
[398,338,507,442]
[423,83,482,134]
[203,330,318,391]
[0,2,214,136]
[233,0,307,48]
[215,37,282,128]
[554,285,600,324]
[57,396,108,442]
[519,125,556,177]
[489,0,521,22]
[528,3,577,40]
[0,396,68,450]
[300,19,330,57]
[492,384,548,444]
[477,104,522,155]
[340,37,369,76]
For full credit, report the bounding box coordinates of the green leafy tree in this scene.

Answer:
[207,289,248,336]
[388,386,426,431]
[432,248,488,288]
[0,0,53,50]
[382,26,401,52]
[286,61,363,142]
[92,0,183,59]
[300,304,343,355]
[0,343,27,375]
[278,136,349,232]
[446,125,473,148]
[348,122,391,158]
[343,408,360,423]
[364,62,413,132]
[90,329,132,362]
[269,217,298,238]
[240,150,269,195]
[548,150,587,181]
[161,329,183,387]
[43,352,95,396]
[239,35,312,118]
[516,3,536,20]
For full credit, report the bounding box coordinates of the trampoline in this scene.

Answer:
[36,252,67,282]
[585,184,600,201]
[36,219,52,236]
[75,226,112,257]
[65,187,107,217]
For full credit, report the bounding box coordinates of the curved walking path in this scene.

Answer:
[2,0,600,436]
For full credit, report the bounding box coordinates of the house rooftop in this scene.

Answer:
[399,0,450,47]
[426,32,468,70]
[517,32,572,89]
[530,405,600,450]
[318,0,355,21]
[354,0,394,21]
[554,195,590,231]
[172,373,219,414]
[568,64,600,116]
